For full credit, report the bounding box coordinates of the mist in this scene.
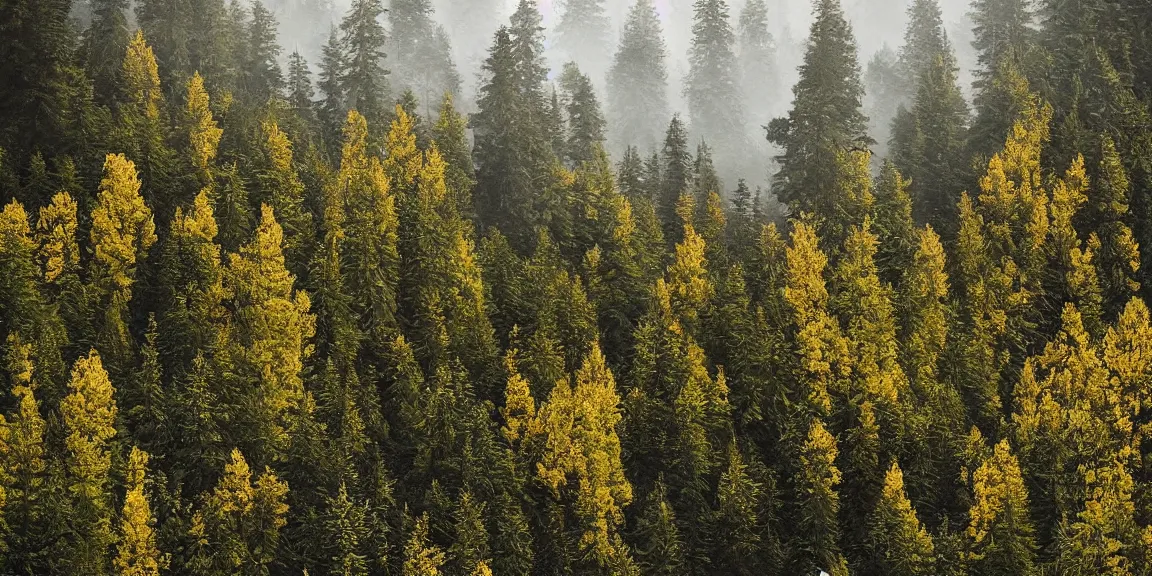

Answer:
[252,0,979,192]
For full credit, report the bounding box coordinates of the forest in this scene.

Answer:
[1,0,1152,574]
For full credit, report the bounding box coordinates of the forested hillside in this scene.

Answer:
[2,0,1152,574]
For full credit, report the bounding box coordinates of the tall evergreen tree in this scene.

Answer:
[686,0,746,172]
[242,0,285,104]
[556,0,612,82]
[966,440,1038,576]
[339,0,390,133]
[608,0,669,154]
[82,0,131,104]
[389,0,460,109]
[738,0,778,124]
[768,0,869,219]
[558,63,607,168]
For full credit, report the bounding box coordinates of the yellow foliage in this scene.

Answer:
[186,73,223,179]
[36,192,79,284]
[91,154,157,294]
[61,351,118,502]
[386,105,422,192]
[115,447,165,576]
[122,31,162,121]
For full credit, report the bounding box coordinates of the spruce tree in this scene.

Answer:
[738,0,778,124]
[686,0,745,172]
[389,0,460,108]
[897,0,949,95]
[558,63,607,168]
[318,26,347,148]
[242,0,285,104]
[768,0,869,219]
[1,337,51,573]
[659,116,693,243]
[82,0,131,104]
[792,419,849,576]
[287,50,316,129]
[966,440,1038,576]
[608,0,669,154]
[432,94,476,216]
[61,350,119,575]
[114,447,165,576]
[555,0,612,82]
[339,0,390,133]
[868,462,935,576]
[969,0,1036,157]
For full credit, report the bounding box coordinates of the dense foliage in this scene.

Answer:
[2,0,1152,574]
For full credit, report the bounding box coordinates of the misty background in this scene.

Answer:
[97,0,980,194]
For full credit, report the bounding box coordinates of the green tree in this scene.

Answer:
[608,0,669,153]
[791,419,848,576]
[82,0,131,104]
[61,350,119,575]
[738,0,777,124]
[114,447,165,576]
[242,0,285,104]
[1,335,51,573]
[966,440,1037,576]
[768,0,869,219]
[868,462,935,576]
[433,94,476,217]
[558,63,607,168]
[339,0,390,132]
[389,0,460,106]
[686,0,745,172]
[556,0,611,79]
[403,513,446,576]
[190,448,290,575]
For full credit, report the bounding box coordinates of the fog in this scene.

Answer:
[259,0,979,190]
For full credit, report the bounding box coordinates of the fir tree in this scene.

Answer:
[114,447,165,576]
[339,0,390,132]
[82,0,131,104]
[389,0,460,108]
[287,50,316,128]
[686,0,746,170]
[897,0,949,95]
[769,0,870,219]
[738,0,778,124]
[558,63,607,168]
[659,116,693,243]
[318,26,347,148]
[242,0,285,104]
[555,0,612,82]
[608,0,669,154]
[868,462,935,576]
[432,94,476,216]
[966,440,1037,576]
[1,337,51,573]
[61,350,119,575]
[792,419,849,576]
[185,72,223,188]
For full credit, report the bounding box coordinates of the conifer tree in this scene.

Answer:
[433,94,476,216]
[190,449,290,574]
[287,50,316,129]
[768,0,869,219]
[319,481,371,576]
[556,0,611,80]
[686,0,745,169]
[61,350,119,575]
[82,0,131,104]
[659,116,692,243]
[223,205,316,465]
[738,0,778,124]
[558,63,606,168]
[0,201,68,400]
[630,480,686,576]
[89,154,157,372]
[868,462,935,576]
[792,419,849,576]
[114,447,164,576]
[1055,459,1143,576]
[389,0,460,107]
[256,120,313,274]
[185,72,223,189]
[966,440,1037,576]
[318,26,347,148]
[339,0,390,132]
[1092,137,1142,316]
[872,162,917,284]
[608,0,669,153]
[535,345,633,568]
[403,513,446,576]
[1,335,51,573]
[242,0,285,104]
[897,0,949,95]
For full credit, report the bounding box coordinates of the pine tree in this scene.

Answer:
[659,116,692,243]
[61,350,119,575]
[82,0,131,104]
[1092,137,1141,316]
[89,154,157,372]
[118,30,179,218]
[1055,459,1143,576]
[389,0,460,108]
[872,162,917,285]
[190,449,290,574]
[535,345,634,568]
[185,72,224,189]
[256,120,314,275]
[897,0,949,95]
[287,50,316,128]
[223,205,316,466]
[738,0,777,124]
[114,447,165,576]
[966,440,1037,576]
[1,335,51,573]
[432,94,475,216]
[403,513,446,576]
[556,0,611,82]
[686,0,745,169]
[769,0,869,219]
[868,462,935,576]
[969,0,1036,158]
[608,0,669,154]
[243,0,285,104]
[558,63,606,168]
[318,26,347,148]
[792,419,849,576]
[319,481,371,576]
[339,0,390,132]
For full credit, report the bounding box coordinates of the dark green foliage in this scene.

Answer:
[608,0,669,153]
